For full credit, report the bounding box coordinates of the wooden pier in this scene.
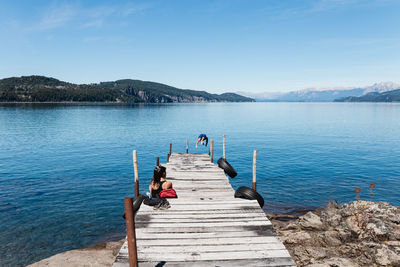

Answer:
[113,153,295,267]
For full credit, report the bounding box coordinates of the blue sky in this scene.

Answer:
[0,0,399,93]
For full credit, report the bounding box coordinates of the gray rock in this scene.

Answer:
[282,222,300,231]
[281,231,312,245]
[322,231,342,247]
[336,228,352,242]
[299,212,325,230]
[325,214,342,227]
[305,247,328,260]
[375,245,400,266]
[344,216,362,235]
[306,257,358,267]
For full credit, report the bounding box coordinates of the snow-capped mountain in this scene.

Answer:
[238,82,400,102]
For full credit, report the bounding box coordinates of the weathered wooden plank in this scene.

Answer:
[172,179,231,184]
[136,214,265,220]
[123,249,292,261]
[169,171,224,174]
[171,174,228,178]
[119,242,285,252]
[168,167,222,170]
[136,217,268,224]
[172,183,230,186]
[159,196,238,201]
[137,210,266,217]
[129,258,296,267]
[137,208,265,215]
[136,213,266,222]
[135,243,287,253]
[171,177,227,180]
[172,182,231,185]
[165,200,258,206]
[167,192,234,196]
[139,205,261,212]
[135,236,280,246]
[166,199,259,204]
[139,210,264,215]
[166,163,216,166]
[172,188,233,192]
[133,225,273,233]
[173,186,233,190]
[168,167,223,170]
[172,184,232,188]
[135,220,271,228]
[135,231,276,239]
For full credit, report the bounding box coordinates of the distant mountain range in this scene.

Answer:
[0,76,254,103]
[238,82,400,102]
[335,88,400,102]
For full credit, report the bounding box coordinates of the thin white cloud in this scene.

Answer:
[32,2,154,31]
[82,36,104,43]
[313,37,400,47]
[120,2,156,17]
[82,19,104,28]
[309,0,359,13]
[270,0,361,19]
[36,4,77,30]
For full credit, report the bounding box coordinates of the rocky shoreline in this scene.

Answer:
[269,200,400,266]
[27,200,399,267]
[26,239,125,267]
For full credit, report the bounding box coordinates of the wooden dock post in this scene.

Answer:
[167,143,172,162]
[210,139,214,163]
[124,197,138,267]
[252,150,257,191]
[133,150,139,199]
[223,135,226,159]
[156,157,159,166]
[186,139,189,153]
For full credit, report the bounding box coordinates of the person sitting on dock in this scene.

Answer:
[149,166,173,198]
[196,133,208,148]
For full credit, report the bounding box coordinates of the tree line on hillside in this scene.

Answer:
[0,75,254,103]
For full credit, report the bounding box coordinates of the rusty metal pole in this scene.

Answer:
[186,139,188,154]
[156,157,159,166]
[167,153,170,163]
[170,143,172,155]
[252,150,257,191]
[210,139,214,163]
[124,197,138,267]
[133,150,139,199]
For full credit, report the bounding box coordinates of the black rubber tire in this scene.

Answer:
[234,186,264,208]
[217,158,237,178]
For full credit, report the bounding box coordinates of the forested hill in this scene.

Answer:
[0,76,254,103]
[334,89,400,102]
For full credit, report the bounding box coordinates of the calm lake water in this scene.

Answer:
[1,102,400,266]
